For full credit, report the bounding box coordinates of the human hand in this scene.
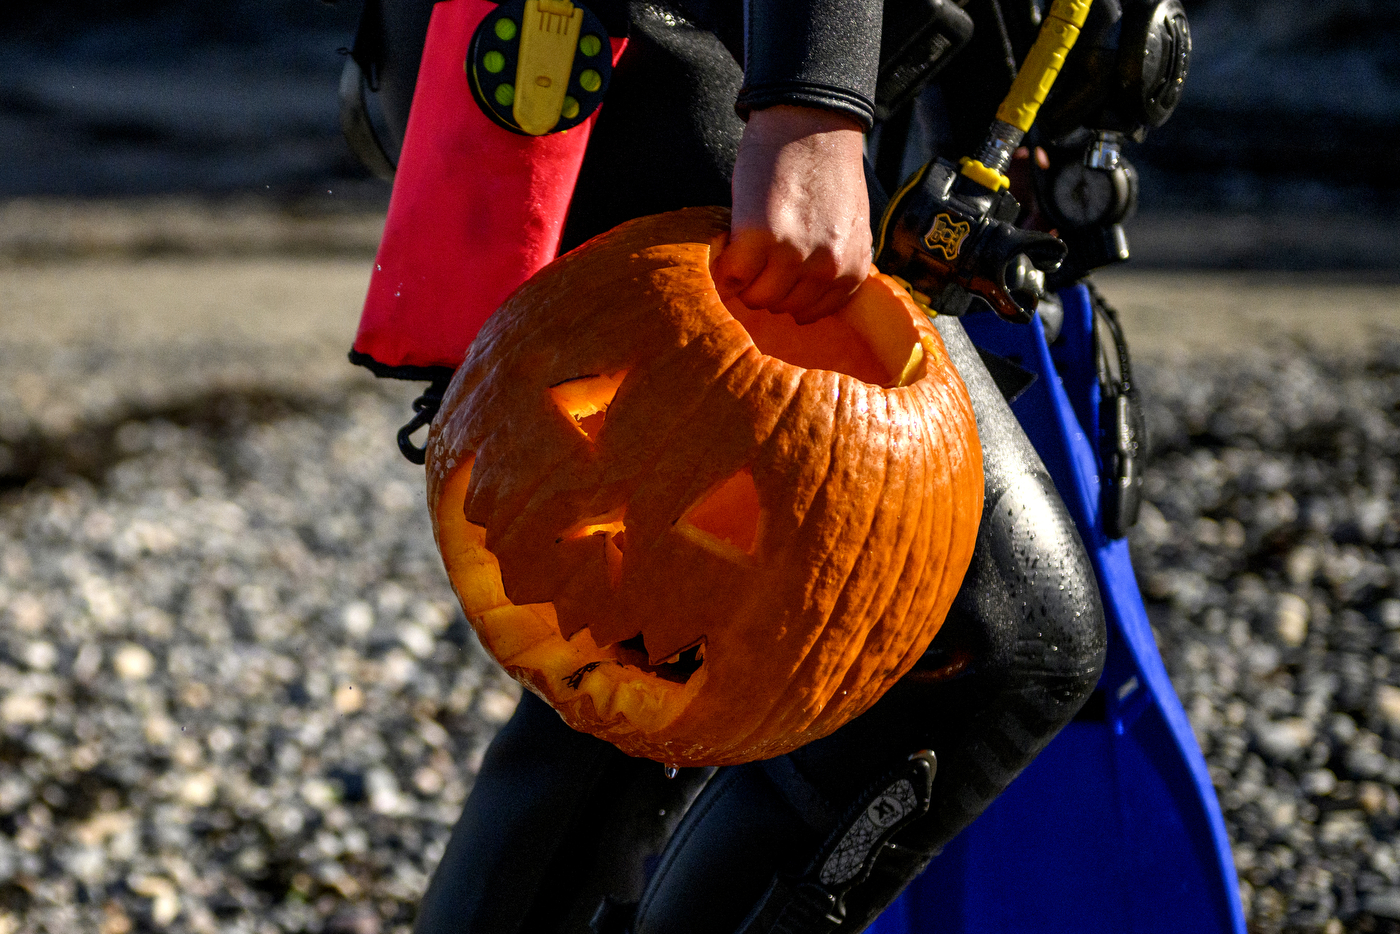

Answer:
[711,105,871,325]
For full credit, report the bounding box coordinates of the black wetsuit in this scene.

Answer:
[360,1,1107,931]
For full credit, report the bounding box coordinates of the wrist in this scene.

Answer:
[742,105,866,149]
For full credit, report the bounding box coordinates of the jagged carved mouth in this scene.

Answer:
[614,633,705,684]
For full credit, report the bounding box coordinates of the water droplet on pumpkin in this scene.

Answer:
[664,764,679,779]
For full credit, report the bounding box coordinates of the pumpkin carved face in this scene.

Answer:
[427,207,983,766]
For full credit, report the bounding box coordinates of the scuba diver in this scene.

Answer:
[335,0,1188,930]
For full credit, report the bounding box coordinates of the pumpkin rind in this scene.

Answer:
[426,206,983,766]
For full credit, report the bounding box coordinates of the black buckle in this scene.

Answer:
[737,751,938,933]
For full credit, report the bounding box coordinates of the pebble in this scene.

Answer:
[1254,718,1315,763]
[1377,684,1400,734]
[1274,592,1310,647]
[112,643,155,681]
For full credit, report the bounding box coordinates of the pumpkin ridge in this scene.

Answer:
[915,401,967,623]
[742,378,884,741]
[781,368,844,539]
[837,387,909,625]
[892,384,951,632]
[819,391,939,725]
[784,385,897,732]
[747,369,846,714]
[831,392,927,681]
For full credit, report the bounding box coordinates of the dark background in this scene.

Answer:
[2,0,1398,266]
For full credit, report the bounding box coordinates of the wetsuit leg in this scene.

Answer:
[631,314,1107,933]
[412,691,710,934]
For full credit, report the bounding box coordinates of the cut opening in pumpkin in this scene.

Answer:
[721,275,925,389]
[550,371,629,442]
[676,468,762,562]
[615,633,705,684]
[436,463,700,735]
[558,507,628,589]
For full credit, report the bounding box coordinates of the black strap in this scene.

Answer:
[339,56,397,181]
[349,0,386,89]
[1088,281,1144,538]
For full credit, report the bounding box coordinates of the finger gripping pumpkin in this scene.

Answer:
[427,207,983,766]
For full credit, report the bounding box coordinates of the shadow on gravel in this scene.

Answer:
[0,387,346,491]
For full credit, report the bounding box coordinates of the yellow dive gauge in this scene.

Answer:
[467,0,613,136]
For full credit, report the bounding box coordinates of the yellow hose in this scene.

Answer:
[996,0,1094,132]
[958,0,1093,191]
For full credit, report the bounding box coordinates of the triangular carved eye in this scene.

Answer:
[549,371,628,443]
[677,468,762,561]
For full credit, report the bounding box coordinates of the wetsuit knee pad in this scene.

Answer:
[932,313,1107,707]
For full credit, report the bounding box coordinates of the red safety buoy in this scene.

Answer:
[353,0,627,378]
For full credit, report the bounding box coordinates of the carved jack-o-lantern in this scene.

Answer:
[427,207,983,766]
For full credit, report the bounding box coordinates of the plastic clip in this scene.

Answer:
[397,377,451,465]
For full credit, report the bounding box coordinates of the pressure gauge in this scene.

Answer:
[1047,159,1136,229]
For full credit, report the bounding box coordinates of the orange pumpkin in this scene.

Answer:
[426,207,983,766]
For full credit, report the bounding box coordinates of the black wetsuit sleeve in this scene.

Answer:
[734,0,883,130]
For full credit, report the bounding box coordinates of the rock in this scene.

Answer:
[112,644,155,681]
[1274,593,1310,647]
[1254,718,1315,763]
[1344,732,1392,781]
[22,641,58,672]
[178,772,218,808]
[334,683,365,715]
[1363,890,1400,922]
[1381,599,1400,631]
[0,692,48,726]
[1376,684,1400,734]
[1301,769,1338,797]
[326,906,381,934]
[477,687,519,726]
[342,601,374,640]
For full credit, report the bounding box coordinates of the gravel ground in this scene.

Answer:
[1,303,1399,932]
[1134,344,1400,934]
[0,380,520,934]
